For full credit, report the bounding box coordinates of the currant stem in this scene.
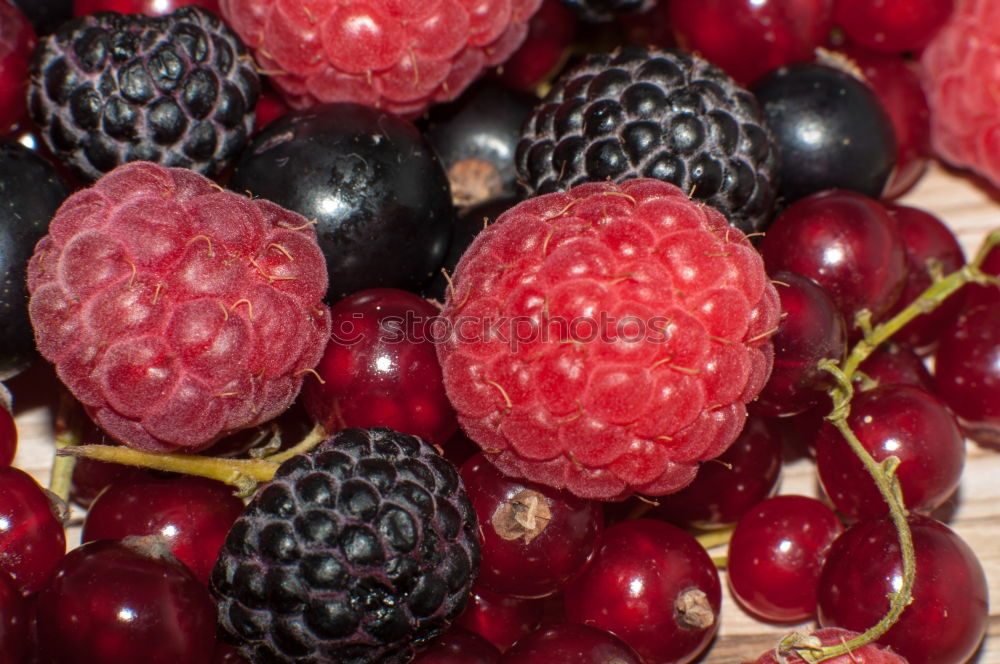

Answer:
[798,242,1000,662]
[48,390,81,502]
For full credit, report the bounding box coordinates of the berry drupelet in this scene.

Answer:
[28,6,260,181]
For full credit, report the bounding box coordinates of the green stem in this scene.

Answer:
[49,390,81,503]
[792,233,1000,663]
[694,527,734,551]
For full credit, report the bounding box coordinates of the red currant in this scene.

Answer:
[856,342,933,391]
[499,623,643,663]
[455,584,544,653]
[0,568,28,664]
[73,0,219,15]
[0,466,66,595]
[0,402,16,468]
[833,0,955,53]
[412,628,501,664]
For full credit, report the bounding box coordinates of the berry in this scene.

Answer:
[564,519,722,664]
[28,7,260,181]
[743,627,909,663]
[228,103,455,302]
[0,568,29,664]
[856,342,933,392]
[454,584,544,652]
[35,538,218,664]
[499,623,644,663]
[301,288,458,445]
[881,204,966,353]
[0,466,67,595]
[752,270,846,417]
[496,0,577,92]
[218,0,544,118]
[815,384,964,519]
[74,0,220,15]
[933,303,1000,447]
[752,63,897,202]
[516,47,779,235]
[833,45,931,200]
[82,475,246,584]
[412,628,501,664]
[211,428,480,664]
[648,413,783,528]
[10,0,73,36]
[436,178,780,499]
[921,0,1000,190]
[26,162,332,452]
[0,140,71,379]
[833,0,954,53]
[670,0,835,86]
[559,0,655,23]
[759,190,906,331]
[460,452,603,598]
[818,514,988,664]
[0,400,15,467]
[727,495,843,623]
[0,1,36,136]
[423,80,537,210]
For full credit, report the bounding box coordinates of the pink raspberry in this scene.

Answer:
[744,628,910,664]
[436,179,780,500]
[27,162,331,453]
[921,0,1000,188]
[219,0,543,118]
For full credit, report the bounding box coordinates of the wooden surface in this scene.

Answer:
[9,161,1000,663]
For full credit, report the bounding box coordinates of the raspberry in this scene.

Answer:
[745,628,909,664]
[211,427,480,664]
[435,178,780,500]
[27,7,260,181]
[26,161,331,453]
[921,0,1000,189]
[516,47,779,235]
[218,0,543,118]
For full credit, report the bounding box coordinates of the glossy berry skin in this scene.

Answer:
[564,519,721,664]
[499,623,643,663]
[727,495,843,623]
[816,384,963,519]
[670,0,834,86]
[933,304,1000,447]
[497,0,577,92]
[857,342,933,392]
[82,476,245,584]
[753,271,846,417]
[833,0,955,53]
[0,466,66,595]
[0,403,15,467]
[835,45,931,200]
[460,453,603,598]
[752,64,897,202]
[759,190,906,331]
[455,585,544,652]
[0,141,70,379]
[744,627,909,664]
[0,568,28,664]
[74,0,220,15]
[302,289,458,445]
[0,2,35,136]
[229,104,454,301]
[423,80,537,210]
[881,204,965,353]
[35,539,218,664]
[648,414,783,529]
[818,514,988,664]
[412,628,501,664]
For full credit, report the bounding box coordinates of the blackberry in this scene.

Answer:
[211,428,480,664]
[560,0,655,22]
[516,47,779,234]
[28,6,259,181]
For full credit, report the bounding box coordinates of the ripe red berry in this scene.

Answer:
[219,0,544,117]
[437,178,780,499]
[0,466,66,595]
[0,1,35,135]
[834,0,954,53]
[412,628,501,664]
[301,289,458,445]
[563,519,721,664]
[455,584,544,652]
[73,0,219,15]
[818,514,988,664]
[499,623,643,663]
[743,627,909,663]
[0,402,16,468]
[856,342,933,392]
[26,162,331,453]
[0,568,29,664]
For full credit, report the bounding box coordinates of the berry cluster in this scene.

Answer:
[0,1,998,664]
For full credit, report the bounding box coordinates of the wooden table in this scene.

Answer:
[10,161,1000,663]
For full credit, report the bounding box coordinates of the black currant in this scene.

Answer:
[228,103,455,302]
